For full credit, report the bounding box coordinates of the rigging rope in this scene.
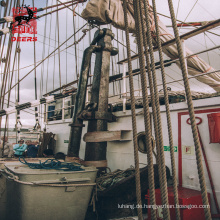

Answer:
[46,0,54,94]
[16,30,21,140]
[1,0,17,153]
[116,29,122,98]
[56,0,62,91]
[0,35,13,109]
[123,0,143,219]
[140,1,171,219]
[151,0,180,219]
[203,33,211,65]
[148,9,220,38]
[140,4,168,220]
[65,5,68,85]
[179,0,199,32]
[36,2,80,19]
[56,0,80,76]
[72,5,78,85]
[3,23,88,97]
[0,88,77,118]
[0,1,83,38]
[43,0,80,11]
[31,0,41,132]
[133,0,157,219]
[4,98,44,117]
[57,0,79,16]
[175,0,181,19]
[52,0,57,91]
[40,0,48,99]
[0,0,79,25]
[0,0,12,108]
[0,0,9,50]
[167,0,212,219]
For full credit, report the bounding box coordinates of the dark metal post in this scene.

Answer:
[84,29,118,166]
[68,28,118,161]
[67,45,97,157]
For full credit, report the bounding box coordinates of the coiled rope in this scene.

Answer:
[19,156,84,171]
[96,168,135,191]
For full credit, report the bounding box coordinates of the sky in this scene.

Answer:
[0,0,220,128]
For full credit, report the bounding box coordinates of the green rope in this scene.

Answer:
[19,156,84,171]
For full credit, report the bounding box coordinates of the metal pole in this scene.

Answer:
[67,45,98,157]
[84,29,118,165]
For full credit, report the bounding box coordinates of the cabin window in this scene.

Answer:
[45,94,75,122]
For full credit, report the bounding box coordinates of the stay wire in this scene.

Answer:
[72,4,78,84]
[46,0,54,94]
[40,0,48,98]
[56,0,62,91]
[178,0,199,32]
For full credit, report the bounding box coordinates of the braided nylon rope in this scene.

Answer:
[167,0,212,219]
[123,0,143,219]
[151,0,180,219]
[133,0,157,219]
[142,0,170,219]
